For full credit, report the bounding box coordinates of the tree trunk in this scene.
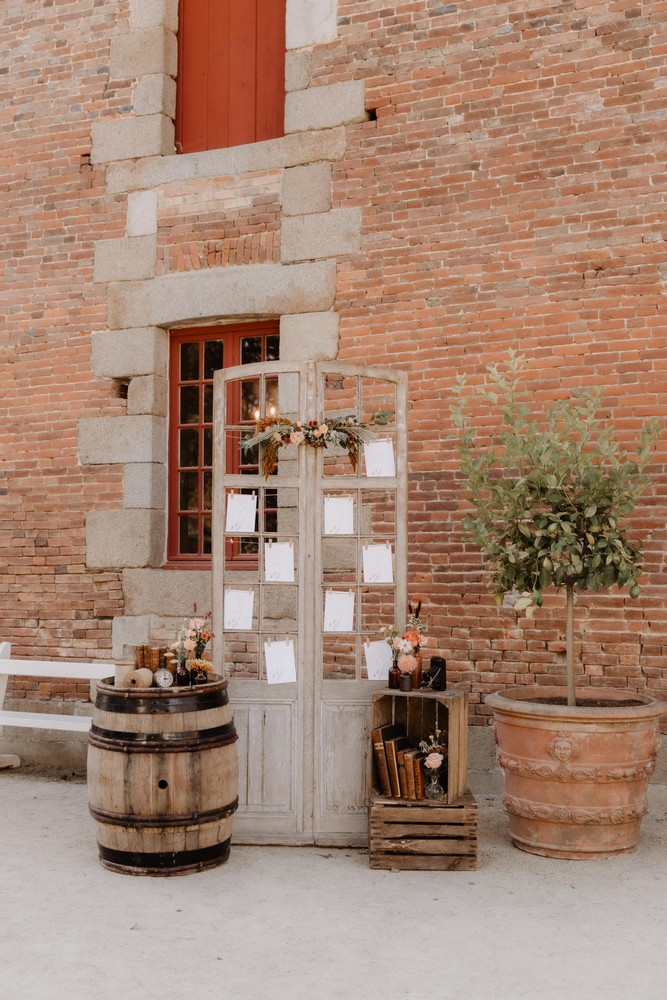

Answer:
[566,584,576,707]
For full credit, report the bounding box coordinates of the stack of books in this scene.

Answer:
[371,723,435,800]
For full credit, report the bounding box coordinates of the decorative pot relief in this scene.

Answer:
[503,794,649,826]
[497,751,598,782]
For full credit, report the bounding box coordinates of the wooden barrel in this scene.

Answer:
[87,675,238,876]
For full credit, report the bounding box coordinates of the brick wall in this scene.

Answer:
[0,0,130,676]
[3,0,667,717]
[321,0,667,717]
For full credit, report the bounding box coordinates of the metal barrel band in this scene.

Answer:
[88,721,238,753]
[95,688,228,715]
[89,796,239,829]
[98,838,231,874]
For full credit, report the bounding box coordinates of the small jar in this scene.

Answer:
[399,672,412,692]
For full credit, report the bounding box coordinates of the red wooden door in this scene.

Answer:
[176,0,286,154]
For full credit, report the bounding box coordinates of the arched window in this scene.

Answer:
[175,0,286,154]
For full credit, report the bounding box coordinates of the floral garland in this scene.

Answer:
[242,411,393,479]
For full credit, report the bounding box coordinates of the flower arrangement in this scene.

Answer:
[171,607,214,663]
[419,728,447,756]
[383,601,429,672]
[423,751,444,779]
[242,410,393,478]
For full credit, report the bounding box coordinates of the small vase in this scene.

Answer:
[412,653,423,689]
[425,772,445,801]
[193,668,208,685]
[174,660,191,686]
[195,642,207,659]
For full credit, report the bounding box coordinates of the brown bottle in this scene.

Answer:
[175,660,191,687]
[388,660,401,689]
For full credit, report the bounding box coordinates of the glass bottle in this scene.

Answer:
[388,659,401,689]
[174,658,191,687]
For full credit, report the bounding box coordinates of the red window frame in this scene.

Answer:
[166,321,279,568]
[175,0,286,154]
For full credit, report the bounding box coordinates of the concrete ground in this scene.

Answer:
[1,766,666,1000]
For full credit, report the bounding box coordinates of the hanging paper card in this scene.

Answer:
[362,543,393,583]
[323,591,355,633]
[323,495,354,536]
[264,541,295,582]
[363,439,395,478]
[264,639,297,685]
[225,492,257,533]
[363,640,393,681]
[223,589,254,630]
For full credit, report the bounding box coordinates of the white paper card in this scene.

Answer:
[223,589,254,630]
[323,591,355,633]
[324,495,354,535]
[225,492,257,533]
[364,640,393,681]
[364,439,395,478]
[264,541,295,582]
[264,639,297,685]
[362,543,394,583]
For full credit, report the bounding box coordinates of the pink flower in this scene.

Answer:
[290,431,305,445]
[419,635,429,647]
[424,752,443,771]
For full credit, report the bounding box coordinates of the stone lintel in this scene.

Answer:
[107,261,337,330]
[105,128,346,194]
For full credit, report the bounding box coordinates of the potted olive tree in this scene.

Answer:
[451,352,664,859]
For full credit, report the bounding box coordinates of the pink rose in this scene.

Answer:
[424,752,443,771]
[290,431,305,445]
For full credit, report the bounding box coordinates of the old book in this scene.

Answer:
[396,747,410,799]
[413,752,426,800]
[402,748,419,800]
[386,736,411,797]
[371,723,405,797]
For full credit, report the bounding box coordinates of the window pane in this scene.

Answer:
[204,339,223,379]
[203,383,214,423]
[202,516,212,555]
[203,427,213,467]
[265,378,279,416]
[266,335,280,361]
[179,516,199,554]
[241,336,262,365]
[241,379,260,421]
[179,471,199,511]
[180,341,199,381]
[180,428,199,467]
[180,385,199,424]
[203,471,212,509]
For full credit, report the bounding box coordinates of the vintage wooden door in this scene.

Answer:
[212,362,407,845]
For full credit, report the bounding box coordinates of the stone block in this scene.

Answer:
[122,569,212,616]
[91,328,168,380]
[105,129,346,194]
[93,235,156,283]
[123,463,167,509]
[107,260,337,329]
[133,73,177,117]
[109,26,177,80]
[91,115,175,164]
[285,80,366,134]
[130,0,179,32]
[286,0,337,49]
[279,311,339,361]
[285,50,311,92]
[78,415,166,465]
[127,375,168,416]
[282,163,332,216]
[126,190,159,237]
[85,509,165,569]
[281,208,362,263]
[111,614,152,661]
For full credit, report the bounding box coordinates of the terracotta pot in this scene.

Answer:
[486,686,664,860]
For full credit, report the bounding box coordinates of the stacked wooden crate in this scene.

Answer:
[368,689,478,870]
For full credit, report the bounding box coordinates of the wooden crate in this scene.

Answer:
[369,790,478,871]
[370,688,469,804]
